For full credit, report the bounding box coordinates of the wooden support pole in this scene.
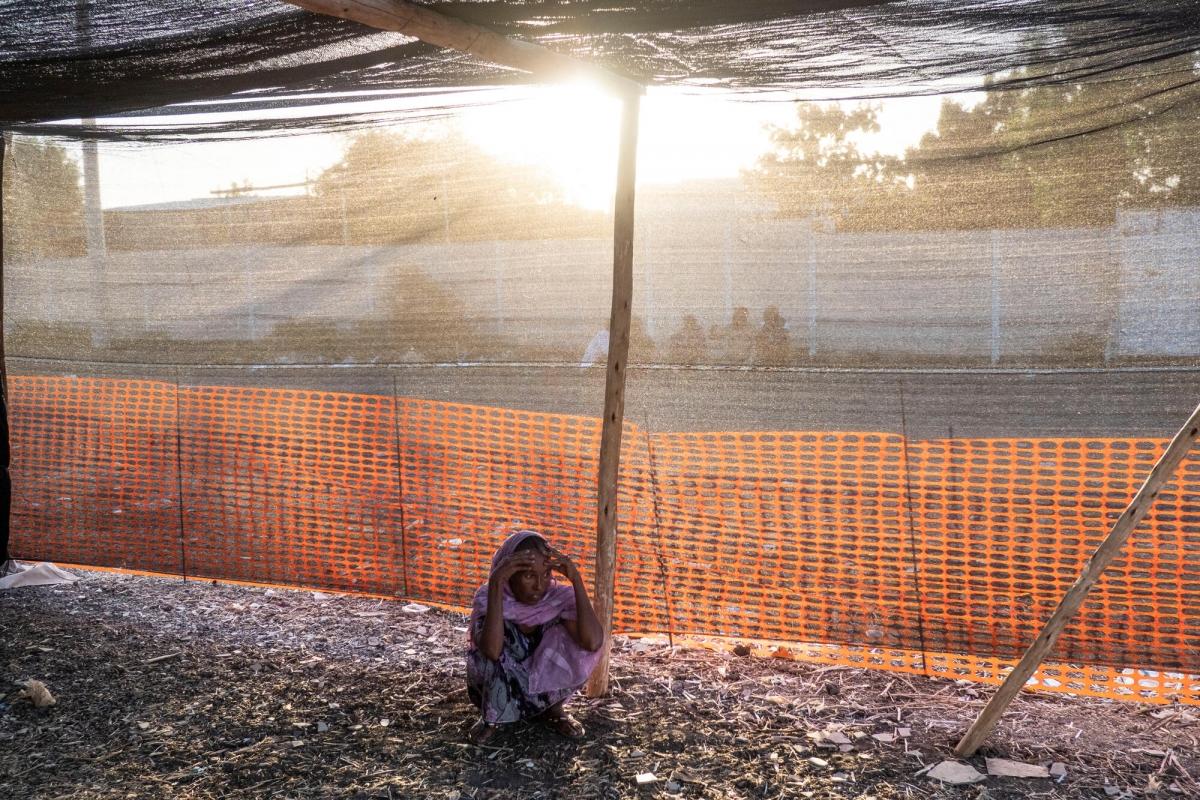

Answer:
[0,133,10,567]
[954,400,1200,757]
[282,0,644,97]
[586,92,640,698]
[284,0,645,698]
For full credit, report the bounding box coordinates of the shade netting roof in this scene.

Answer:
[3,0,1200,138]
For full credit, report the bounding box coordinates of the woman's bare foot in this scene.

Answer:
[468,719,500,745]
[541,709,585,739]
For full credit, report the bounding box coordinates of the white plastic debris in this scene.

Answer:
[20,680,56,708]
[986,758,1049,778]
[927,760,987,785]
[0,562,78,590]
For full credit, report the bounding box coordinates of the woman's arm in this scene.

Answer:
[477,550,537,661]
[547,547,604,652]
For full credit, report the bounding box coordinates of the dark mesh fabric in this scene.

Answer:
[3,1,1200,138]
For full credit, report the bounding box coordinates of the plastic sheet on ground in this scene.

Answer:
[0,561,80,590]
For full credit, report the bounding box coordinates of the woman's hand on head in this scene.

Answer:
[491,550,540,585]
[545,546,581,583]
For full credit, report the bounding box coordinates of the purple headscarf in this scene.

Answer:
[469,530,603,695]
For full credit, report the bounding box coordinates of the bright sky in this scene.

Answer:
[94,85,947,210]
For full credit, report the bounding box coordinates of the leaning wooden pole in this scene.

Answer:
[955,400,1200,757]
[586,93,640,698]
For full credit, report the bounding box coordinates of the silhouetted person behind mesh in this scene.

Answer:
[753,306,792,366]
[666,314,707,365]
[710,306,754,365]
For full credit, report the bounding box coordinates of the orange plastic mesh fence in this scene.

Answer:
[10,376,183,575]
[908,438,1200,671]
[178,386,405,595]
[638,431,921,648]
[9,376,1200,704]
[395,398,653,608]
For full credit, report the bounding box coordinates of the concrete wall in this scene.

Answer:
[7,182,1198,363]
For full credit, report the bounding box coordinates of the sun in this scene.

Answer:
[460,82,622,210]
[461,84,801,210]
[459,85,945,212]
[460,83,806,209]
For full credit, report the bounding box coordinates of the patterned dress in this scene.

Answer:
[466,618,579,724]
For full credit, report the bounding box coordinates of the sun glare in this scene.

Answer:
[92,86,947,211]
[461,85,803,210]
[460,86,944,211]
[461,82,622,211]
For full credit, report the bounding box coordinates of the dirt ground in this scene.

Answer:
[1,569,1197,800]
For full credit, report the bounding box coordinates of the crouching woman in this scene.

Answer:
[466,530,604,744]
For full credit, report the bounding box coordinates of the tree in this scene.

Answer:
[749,103,903,230]
[897,62,1200,229]
[312,128,606,244]
[751,54,1200,230]
[2,136,85,258]
[1109,56,1200,210]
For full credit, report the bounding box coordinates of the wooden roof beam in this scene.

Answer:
[283,0,646,97]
